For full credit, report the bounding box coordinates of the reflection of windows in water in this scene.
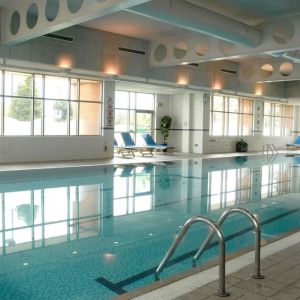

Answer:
[261,164,290,199]
[208,168,251,211]
[113,167,154,216]
[0,184,102,255]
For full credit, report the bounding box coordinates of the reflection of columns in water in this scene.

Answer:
[200,178,209,215]
[102,169,114,237]
[251,166,262,202]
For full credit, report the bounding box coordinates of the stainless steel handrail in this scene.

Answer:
[263,143,278,155]
[193,207,264,279]
[156,216,230,297]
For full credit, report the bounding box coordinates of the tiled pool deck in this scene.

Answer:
[176,241,300,300]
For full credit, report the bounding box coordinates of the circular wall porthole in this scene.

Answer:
[280,62,293,76]
[67,0,84,14]
[260,64,274,78]
[45,0,59,22]
[194,38,210,56]
[26,3,39,29]
[173,41,188,59]
[154,44,167,62]
[10,11,20,35]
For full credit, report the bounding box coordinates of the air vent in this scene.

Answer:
[43,33,74,43]
[118,47,146,55]
[188,63,199,67]
[220,68,237,75]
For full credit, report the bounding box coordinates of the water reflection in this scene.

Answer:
[0,158,297,256]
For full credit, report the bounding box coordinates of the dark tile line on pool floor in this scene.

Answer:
[95,208,300,295]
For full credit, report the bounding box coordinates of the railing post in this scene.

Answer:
[194,208,264,280]
[156,216,230,297]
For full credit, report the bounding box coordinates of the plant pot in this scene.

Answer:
[236,143,248,152]
[162,143,168,152]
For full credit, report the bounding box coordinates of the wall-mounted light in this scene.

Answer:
[177,68,189,85]
[255,84,263,96]
[57,55,73,69]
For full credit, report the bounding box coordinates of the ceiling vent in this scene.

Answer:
[118,47,146,55]
[220,68,237,75]
[43,33,74,43]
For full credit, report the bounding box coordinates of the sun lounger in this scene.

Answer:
[286,136,300,150]
[120,132,153,157]
[114,138,135,158]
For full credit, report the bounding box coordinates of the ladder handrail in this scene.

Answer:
[263,143,278,155]
[155,216,230,297]
[193,207,264,279]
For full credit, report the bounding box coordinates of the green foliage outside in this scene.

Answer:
[53,101,71,122]
[16,204,38,226]
[8,76,41,122]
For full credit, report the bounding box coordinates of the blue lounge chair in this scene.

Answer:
[120,132,153,157]
[141,133,167,151]
[286,136,300,150]
[114,138,135,158]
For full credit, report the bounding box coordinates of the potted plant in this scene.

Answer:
[236,139,248,152]
[160,115,172,145]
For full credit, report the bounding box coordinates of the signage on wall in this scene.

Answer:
[105,97,114,128]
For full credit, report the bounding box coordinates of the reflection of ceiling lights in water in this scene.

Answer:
[23,262,29,266]
[113,241,119,245]
[72,251,78,255]
[102,253,116,262]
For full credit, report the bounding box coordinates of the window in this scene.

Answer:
[263,102,293,136]
[210,95,253,136]
[114,91,155,145]
[0,70,102,136]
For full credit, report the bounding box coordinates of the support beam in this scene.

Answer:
[148,16,300,67]
[239,57,300,84]
[127,0,262,47]
[1,0,151,45]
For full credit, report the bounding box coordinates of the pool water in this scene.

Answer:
[0,155,300,299]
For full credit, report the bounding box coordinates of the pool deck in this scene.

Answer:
[176,241,300,300]
[0,149,299,172]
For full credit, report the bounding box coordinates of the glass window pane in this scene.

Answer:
[228,113,238,136]
[213,96,224,111]
[44,100,68,135]
[228,98,239,113]
[70,101,79,135]
[274,117,281,136]
[243,100,253,114]
[45,76,69,100]
[34,75,43,98]
[71,79,78,100]
[115,91,130,109]
[79,102,100,135]
[274,104,281,117]
[34,99,42,135]
[284,118,292,136]
[4,97,32,135]
[136,112,152,133]
[130,110,135,131]
[242,114,253,136]
[5,72,33,97]
[79,80,101,102]
[130,92,135,109]
[263,116,271,136]
[284,105,293,118]
[136,93,155,110]
[264,102,271,115]
[115,109,128,132]
[212,112,223,135]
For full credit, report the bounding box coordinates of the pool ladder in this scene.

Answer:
[155,208,264,297]
[263,143,278,155]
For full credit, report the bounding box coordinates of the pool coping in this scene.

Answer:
[113,228,300,300]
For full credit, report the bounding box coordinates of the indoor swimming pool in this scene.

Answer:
[0,154,300,299]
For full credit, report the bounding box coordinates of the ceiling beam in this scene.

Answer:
[148,15,300,67]
[1,0,151,45]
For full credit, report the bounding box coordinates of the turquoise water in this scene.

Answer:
[0,155,300,299]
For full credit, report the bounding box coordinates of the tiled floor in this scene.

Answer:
[175,242,300,300]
